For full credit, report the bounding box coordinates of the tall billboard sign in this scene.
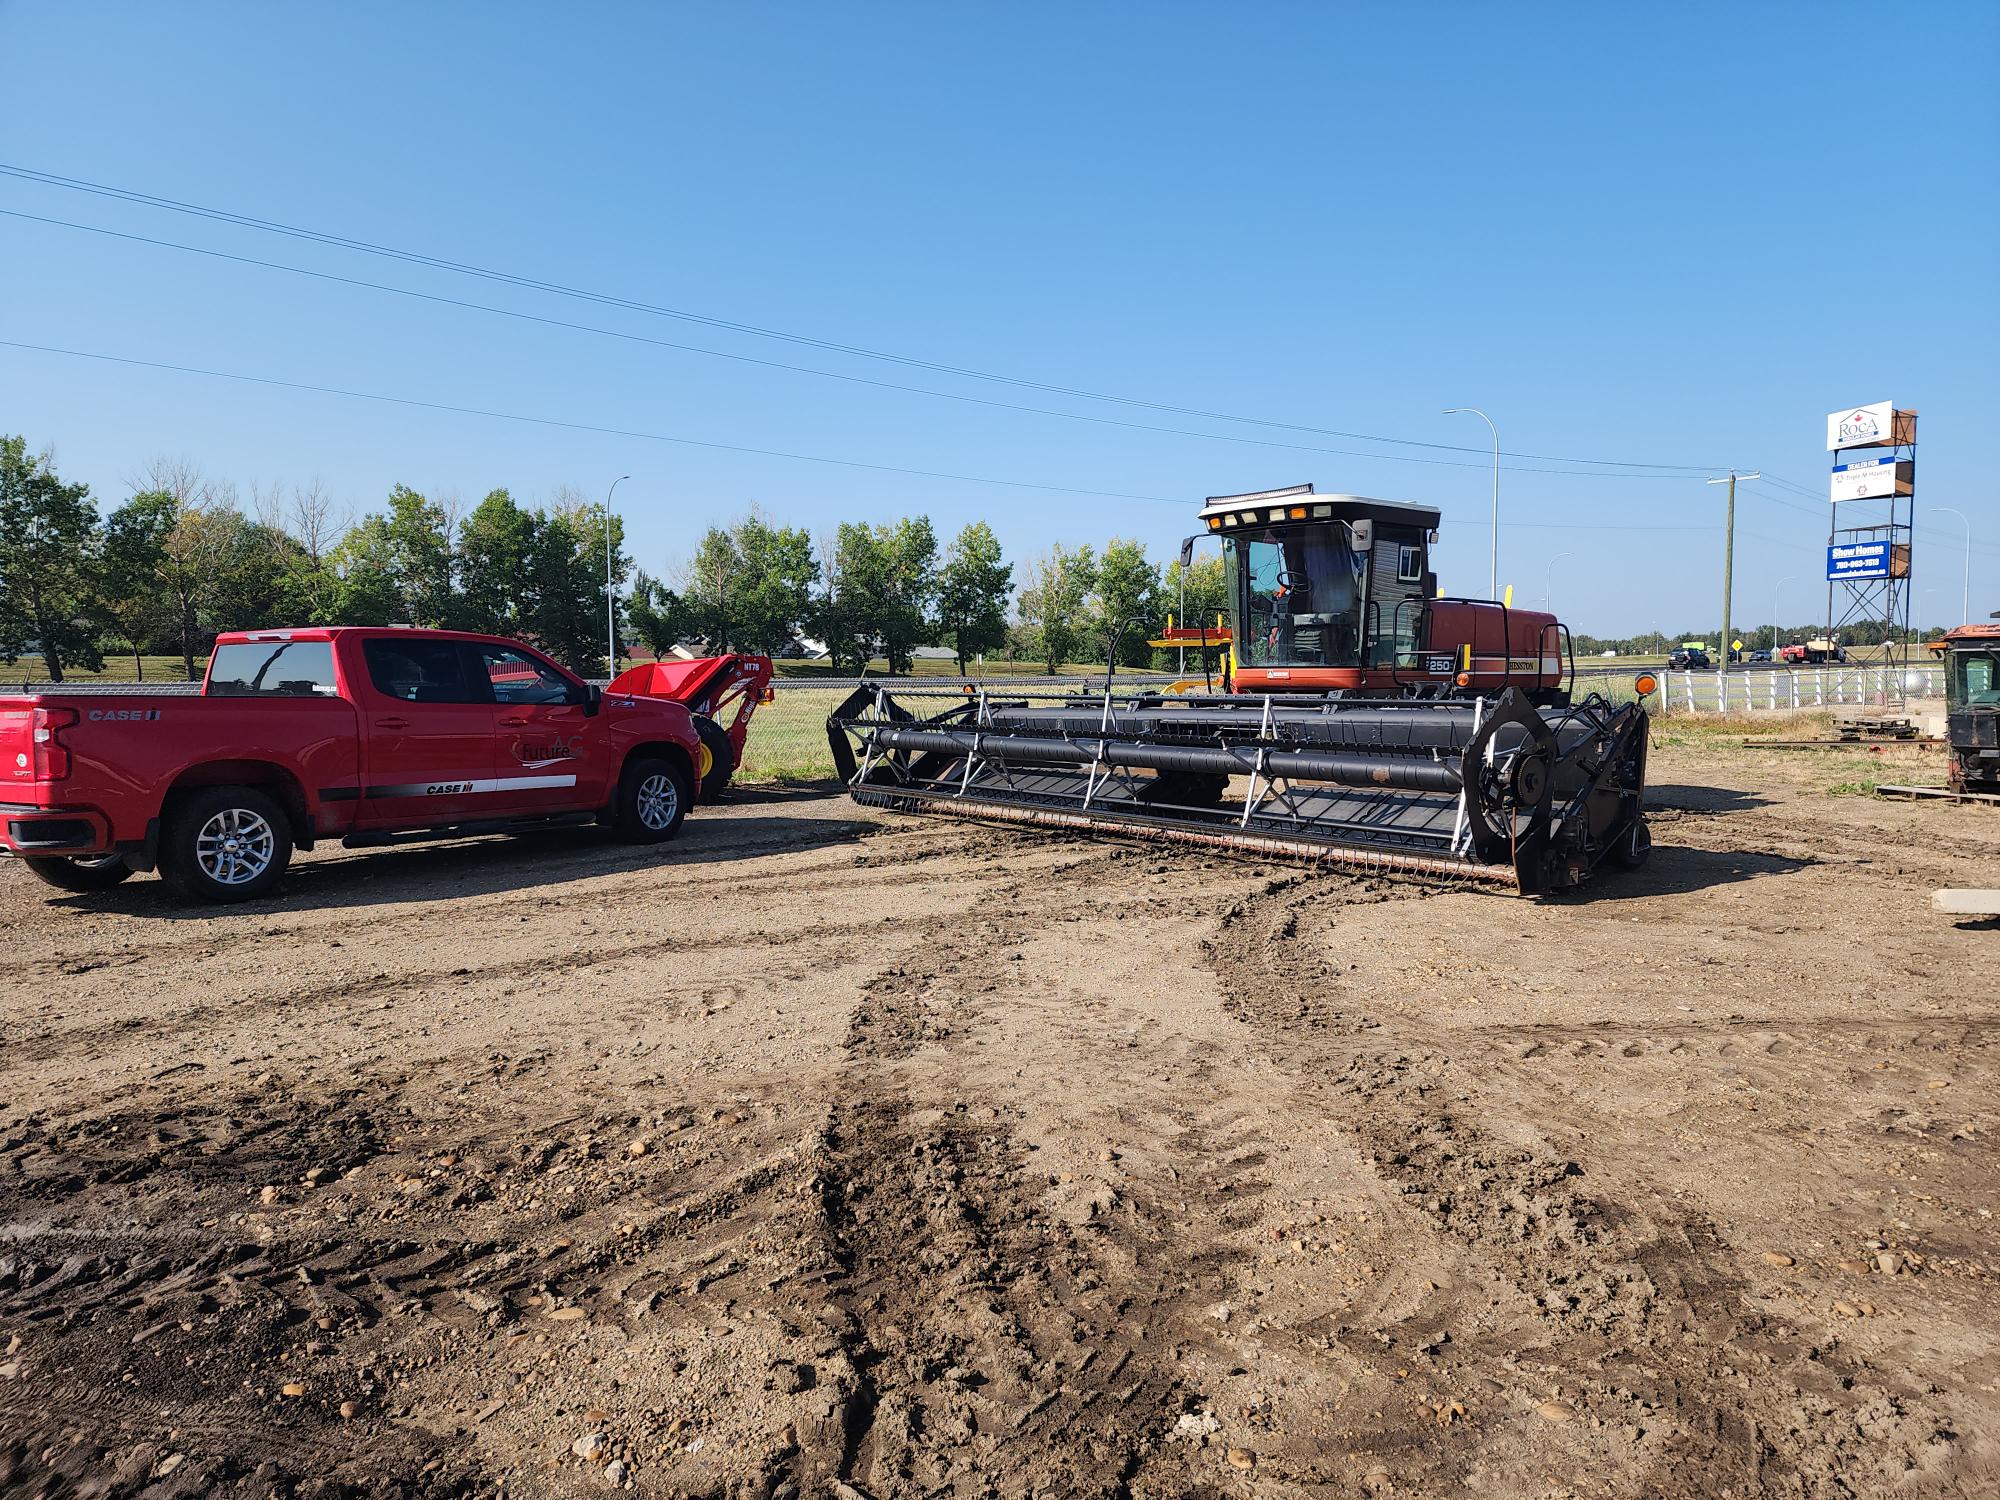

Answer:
[1830,456,1914,502]
[1822,400,1916,692]
[1825,402,1916,451]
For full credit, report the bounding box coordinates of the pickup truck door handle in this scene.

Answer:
[497,715,529,727]
[374,716,410,729]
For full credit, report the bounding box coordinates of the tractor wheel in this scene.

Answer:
[22,853,134,893]
[1605,818,1652,870]
[691,715,736,803]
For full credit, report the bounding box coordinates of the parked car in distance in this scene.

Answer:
[2,627,711,904]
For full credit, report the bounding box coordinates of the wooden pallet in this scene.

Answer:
[1876,783,2000,805]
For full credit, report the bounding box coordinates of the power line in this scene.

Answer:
[0,161,1733,474]
[0,339,1180,504]
[0,336,1765,536]
[0,207,1707,483]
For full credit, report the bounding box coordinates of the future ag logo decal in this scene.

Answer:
[514,734,582,769]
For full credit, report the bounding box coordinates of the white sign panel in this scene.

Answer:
[1830,456,1908,502]
[1827,400,1894,451]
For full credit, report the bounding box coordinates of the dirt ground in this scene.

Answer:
[2,731,1996,1499]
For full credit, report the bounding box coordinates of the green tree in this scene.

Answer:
[0,436,104,681]
[676,510,816,655]
[730,513,817,655]
[625,570,691,660]
[563,494,627,662]
[1015,544,1097,674]
[266,482,347,625]
[522,504,609,676]
[1090,537,1161,668]
[332,515,402,626]
[382,485,455,626]
[682,525,742,649]
[456,488,536,635]
[936,521,1012,672]
[208,516,293,635]
[817,517,938,674]
[99,489,179,675]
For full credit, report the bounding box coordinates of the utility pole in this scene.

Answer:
[1705,471,1760,669]
[605,475,630,673]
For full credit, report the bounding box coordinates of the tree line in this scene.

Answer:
[0,435,1222,682]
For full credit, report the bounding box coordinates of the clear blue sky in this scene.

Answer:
[4,2,1996,636]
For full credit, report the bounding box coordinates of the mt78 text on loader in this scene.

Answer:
[829,486,1655,895]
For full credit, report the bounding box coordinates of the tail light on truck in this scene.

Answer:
[31,706,77,781]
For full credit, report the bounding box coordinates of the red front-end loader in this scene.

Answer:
[610,653,775,801]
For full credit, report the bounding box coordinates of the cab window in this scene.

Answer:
[207,641,339,696]
[480,645,577,705]
[1229,527,1362,669]
[1951,649,2000,707]
[363,639,482,703]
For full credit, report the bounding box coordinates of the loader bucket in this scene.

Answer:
[827,684,1649,895]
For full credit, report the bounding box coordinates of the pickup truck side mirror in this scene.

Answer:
[582,682,603,717]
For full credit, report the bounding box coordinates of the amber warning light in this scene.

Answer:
[1633,673,1659,698]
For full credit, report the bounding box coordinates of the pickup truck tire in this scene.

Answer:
[613,757,691,843]
[691,716,735,802]
[22,853,135,893]
[160,785,294,903]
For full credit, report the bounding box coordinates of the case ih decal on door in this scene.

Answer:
[365,773,581,798]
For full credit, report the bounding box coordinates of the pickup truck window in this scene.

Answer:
[480,645,577,705]
[208,641,340,696]
[364,638,483,704]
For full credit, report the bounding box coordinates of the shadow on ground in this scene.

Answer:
[30,801,876,921]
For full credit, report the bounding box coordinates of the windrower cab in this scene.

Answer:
[1194,487,1569,702]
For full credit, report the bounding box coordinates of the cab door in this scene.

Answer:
[473,642,604,818]
[354,637,496,827]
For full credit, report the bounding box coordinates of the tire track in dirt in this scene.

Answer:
[1201,874,1972,1497]
[791,853,1222,1498]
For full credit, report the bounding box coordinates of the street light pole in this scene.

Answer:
[605,475,630,673]
[1541,550,1571,613]
[1772,575,1794,656]
[1925,507,1971,624]
[1705,471,1760,667]
[1444,408,1499,599]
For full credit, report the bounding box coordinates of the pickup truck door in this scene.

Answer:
[353,637,497,827]
[472,643,606,817]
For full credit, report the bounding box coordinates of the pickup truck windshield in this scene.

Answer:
[207,641,340,696]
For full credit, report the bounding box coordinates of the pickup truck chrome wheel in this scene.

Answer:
[635,771,680,830]
[613,757,689,843]
[194,807,278,885]
[161,785,293,903]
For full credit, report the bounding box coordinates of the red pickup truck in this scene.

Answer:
[1,627,717,903]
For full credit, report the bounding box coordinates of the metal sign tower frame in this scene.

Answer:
[1825,410,1916,701]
